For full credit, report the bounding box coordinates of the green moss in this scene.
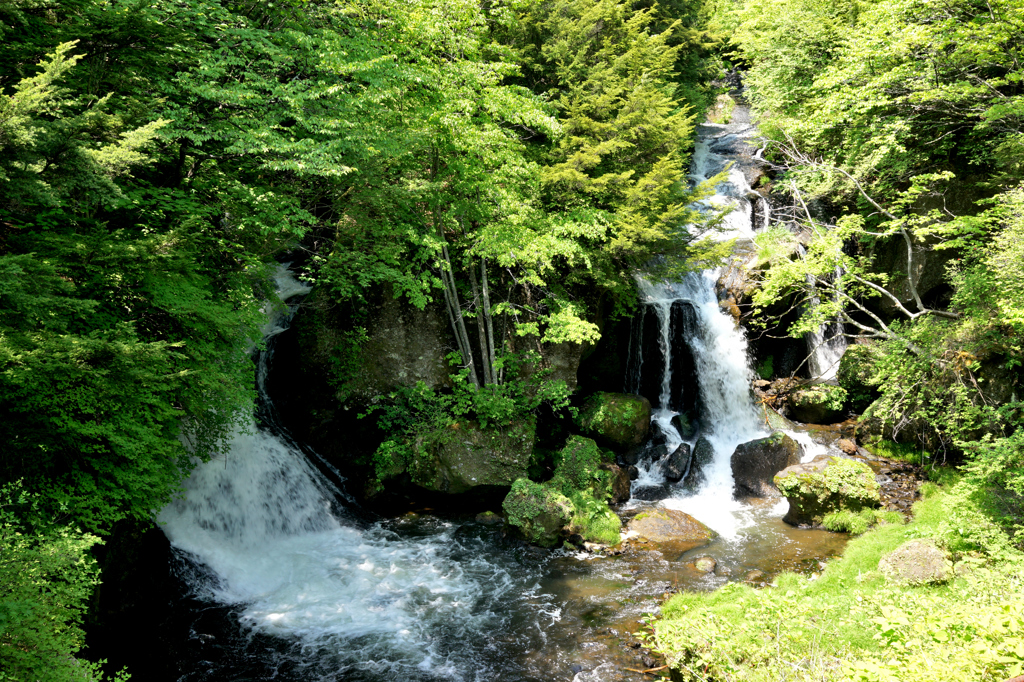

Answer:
[776,457,879,501]
[575,392,651,449]
[502,436,623,546]
[655,488,1024,682]
[822,508,904,535]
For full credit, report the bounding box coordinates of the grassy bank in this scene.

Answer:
[654,480,1024,681]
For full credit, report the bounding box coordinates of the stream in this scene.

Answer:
[150,106,852,682]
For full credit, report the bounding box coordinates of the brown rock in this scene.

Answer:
[837,438,858,455]
[626,509,716,554]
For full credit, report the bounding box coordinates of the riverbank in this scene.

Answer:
[654,478,1024,681]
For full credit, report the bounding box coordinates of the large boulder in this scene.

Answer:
[600,462,632,504]
[502,437,623,546]
[625,509,716,554]
[411,419,535,494]
[503,479,574,548]
[774,455,880,527]
[682,437,716,490]
[879,539,953,585]
[664,443,691,483]
[786,384,847,424]
[576,392,652,451]
[731,432,803,498]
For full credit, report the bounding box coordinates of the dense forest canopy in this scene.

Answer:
[1,0,1022,678]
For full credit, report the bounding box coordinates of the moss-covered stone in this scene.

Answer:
[786,384,848,424]
[878,538,953,585]
[774,455,880,527]
[576,392,652,450]
[502,436,623,547]
[411,418,536,494]
[553,435,604,491]
[502,479,574,547]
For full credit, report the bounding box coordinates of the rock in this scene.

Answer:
[837,438,858,455]
[693,556,717,573]
[318,285,453,400]
[671,412,699,440]
[756,403,799,431]
[631,484,670,501]
[879,539,953,585]
[682,437,715,490]
[626,509,716,553]
[664,443,691,483]
[600,462,632,504]
[731,432,803,498]
[626,465,640,480]
[475,511,503,525]
[503,479,574,548]
[787,384,847,424]
[412,419,536,494]
[576,392,652,451]
[744,569,766,583]
[774,456,881,526]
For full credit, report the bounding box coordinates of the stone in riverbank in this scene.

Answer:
[626,509,716,554]
[879,539,953,585]
[731,432,803,498]
[664,443,691,483]
[576,392,652,451]
[774,455,880,527]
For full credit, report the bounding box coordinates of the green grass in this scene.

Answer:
[654,483,1024,682]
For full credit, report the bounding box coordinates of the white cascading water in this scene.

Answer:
[627,118,842,536]
[158,267,521,681]
[631,273,766,538]
[806,320,847,381]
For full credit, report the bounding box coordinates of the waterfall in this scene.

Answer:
[157,267,523,681]
[806,320,847,381]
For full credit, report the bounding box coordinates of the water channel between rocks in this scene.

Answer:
[153,108,852,682]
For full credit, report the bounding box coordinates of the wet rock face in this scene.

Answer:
[774,455,881,527]
[576,392,652,451]
[683,437,716,490]
[786,384,848,424]
[879,539,953,585]
[625,509,716,553]
[731,432,804,498]
[664,443,691,483]
[413,419,535,494]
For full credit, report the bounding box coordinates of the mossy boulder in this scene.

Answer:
[625,509,716,554]
[502,479,574,547]
[837,343,882,411]
[879,538,953,585]
[576,392,652,450]
[731,432,803,498]
[786,384,848,424]
[774,455,881,527]
[502,436,623,546]
[411,419,535,494]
